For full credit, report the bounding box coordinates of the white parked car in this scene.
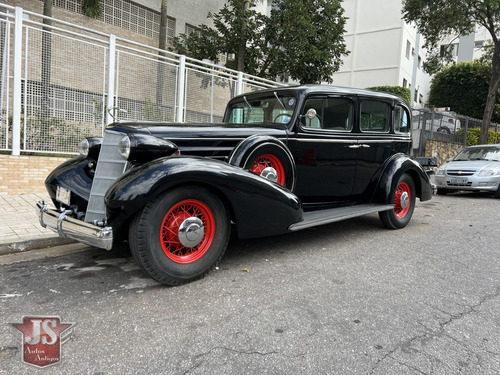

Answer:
[413,111,461,134]
[435,144,500,197]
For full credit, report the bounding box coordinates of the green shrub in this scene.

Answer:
[456,127,500,145]
[367,86,411,104]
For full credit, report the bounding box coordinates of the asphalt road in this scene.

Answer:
[1,193,499,374]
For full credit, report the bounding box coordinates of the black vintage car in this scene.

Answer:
[37,85,433,285]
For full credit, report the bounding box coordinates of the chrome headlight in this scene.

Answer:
[117,134,178,162]
[436,167,445,176]
[78,139,90,157]
[78,137,102,158]
[479,167,499,176]
[118,136,131,159]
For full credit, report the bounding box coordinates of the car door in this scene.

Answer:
[353,99,411,198]
[290,95,358,205]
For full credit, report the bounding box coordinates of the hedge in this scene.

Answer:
[456,127,500,145]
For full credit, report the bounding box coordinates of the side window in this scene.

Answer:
[360,101,390,132]
[394,106,410,133]
[302,97,353,131]
[302,98,323,128]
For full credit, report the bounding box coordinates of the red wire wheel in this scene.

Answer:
[394,181,411,218]
[159,199,216,264]
[249,153,286,186]
[379,173,415,229]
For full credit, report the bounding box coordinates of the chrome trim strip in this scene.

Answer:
[37,201,113,250]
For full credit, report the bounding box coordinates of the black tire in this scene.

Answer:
[379,173,416,229]
[129,185,230,285]
[436,127,451,134]
[494,186,500,199]
[436,188,450,195]
[243,144,295,190]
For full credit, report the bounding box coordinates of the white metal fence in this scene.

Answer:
[0,5,284,155]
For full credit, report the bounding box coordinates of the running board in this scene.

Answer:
[289,203,394,231]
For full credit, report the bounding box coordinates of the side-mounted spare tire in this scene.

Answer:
[228,135,296,191]
[129,185,230,285]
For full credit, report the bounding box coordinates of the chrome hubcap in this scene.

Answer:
[260,167,278,183]
[178,217,205,248]
[400,191,410,210]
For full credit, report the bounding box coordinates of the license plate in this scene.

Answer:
[56,186,71,206]
[450,177,468,185]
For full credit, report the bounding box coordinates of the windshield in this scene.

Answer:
[225,93,297,125]
[454,147,500,161]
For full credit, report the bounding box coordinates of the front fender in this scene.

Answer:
[228,134,296,191]
[105,156,302,238]
[372,154,433,203]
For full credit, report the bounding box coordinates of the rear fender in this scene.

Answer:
[105,156,302,238]
[371,154,433,203]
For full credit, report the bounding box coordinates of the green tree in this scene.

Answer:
[172,0,348,84]
[82,0,102,18]
[428,60,500,122]
[402,0,500,144]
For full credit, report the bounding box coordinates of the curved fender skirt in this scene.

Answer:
[105,156,303,239]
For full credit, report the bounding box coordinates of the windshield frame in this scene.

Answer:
[223,92,298,127]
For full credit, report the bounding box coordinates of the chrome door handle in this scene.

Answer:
[348,144,360,149]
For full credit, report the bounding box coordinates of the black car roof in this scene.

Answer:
[232,84,406,103]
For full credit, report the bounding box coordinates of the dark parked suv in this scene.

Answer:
[37,85,433,285]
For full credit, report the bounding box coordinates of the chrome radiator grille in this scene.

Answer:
[85,130,128,223]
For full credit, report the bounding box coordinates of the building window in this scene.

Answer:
[414,89,418,102]
[475,40,484,48]
[403,78,407,88]
[185,23,199,36]
[418,55,422,68]
[406,40,411,59]
[51,0,176,42]
[440,43,459,57]
[419,94,423,104]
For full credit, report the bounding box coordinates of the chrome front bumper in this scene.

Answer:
[36,201,113,250]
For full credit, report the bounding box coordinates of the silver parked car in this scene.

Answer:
[435,144,500,198]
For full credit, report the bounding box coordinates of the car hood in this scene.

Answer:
[107,121,289,139]
[444,160,500,171]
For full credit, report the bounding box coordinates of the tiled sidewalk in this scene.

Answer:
[0,193,59,249]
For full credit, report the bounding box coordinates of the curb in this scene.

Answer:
[0,237,74,256]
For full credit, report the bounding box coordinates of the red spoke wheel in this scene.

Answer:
[393,181,411,219]
[379,173,416,229]
[160,199,216,264]
[244,145,295,190]
[249,153,286,186]
[129,186,230,285]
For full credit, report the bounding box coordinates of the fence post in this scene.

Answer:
[11,7,23,156]
[463,118,469,145]
[236,71,244,96]
[105,34,116,125]
[176,55,186,123]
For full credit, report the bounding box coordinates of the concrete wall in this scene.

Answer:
[0,155,69,195]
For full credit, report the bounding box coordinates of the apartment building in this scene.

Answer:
[332,0,431,108]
